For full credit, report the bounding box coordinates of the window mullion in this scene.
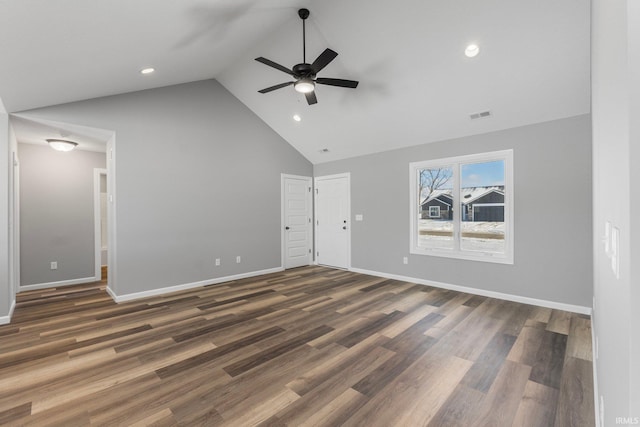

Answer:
[452,162,461,253]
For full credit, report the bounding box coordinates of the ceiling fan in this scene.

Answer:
[255,8,359,105]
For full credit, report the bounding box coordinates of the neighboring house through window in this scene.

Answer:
[410,149,514,264]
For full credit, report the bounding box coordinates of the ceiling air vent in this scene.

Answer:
[470,110,492,120]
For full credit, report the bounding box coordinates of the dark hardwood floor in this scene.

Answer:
[0,266,594,426]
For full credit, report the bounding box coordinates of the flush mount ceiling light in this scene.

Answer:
[46,139,78,152]
[465,44,480,58]
[140,67,155,75]
[293,114,302,122]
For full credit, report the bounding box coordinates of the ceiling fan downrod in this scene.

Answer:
[299,8,309,64]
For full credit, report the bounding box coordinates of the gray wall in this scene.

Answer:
[19,80,312,296]
[592,0,639,420]
[18,143,106,286]
[315,114,592,307]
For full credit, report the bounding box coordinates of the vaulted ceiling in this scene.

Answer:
[0,0,590,163]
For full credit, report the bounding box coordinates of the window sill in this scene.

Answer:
[410,248,514,265]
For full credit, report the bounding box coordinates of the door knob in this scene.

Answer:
[285,226,290,230]
[343,226,347,230]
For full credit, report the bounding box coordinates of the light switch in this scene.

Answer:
[355,214,363,221]
[611,226,620,278]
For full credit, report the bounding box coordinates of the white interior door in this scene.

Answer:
[315,173,350,269]
[282,175,312,269]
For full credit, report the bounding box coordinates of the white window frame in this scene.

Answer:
[428,206,440,218]
[409,149,514,264]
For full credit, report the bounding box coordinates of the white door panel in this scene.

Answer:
[315,174,350,269]
[283,175,312,269]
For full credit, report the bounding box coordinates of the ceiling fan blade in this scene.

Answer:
[305,91,318,105]
[255,57,295,76]
[316,78,359,89]
[258,81,294,93]
[310,48,338,74]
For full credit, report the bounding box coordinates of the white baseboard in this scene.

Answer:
[105,286,117,302]
[0,299,16,325]
[107,267,285,303]
[19,276,99,292]
[349,267,592,315]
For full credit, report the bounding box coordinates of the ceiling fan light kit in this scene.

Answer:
[255,8,359,105]
[294,78,315,93]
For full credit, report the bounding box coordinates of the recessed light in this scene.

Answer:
[140,67,155,75]
[465,44,479,58]
[293,114,301,122]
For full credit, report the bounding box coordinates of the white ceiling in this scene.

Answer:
[0,0,590,164]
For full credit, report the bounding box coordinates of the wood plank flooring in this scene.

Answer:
[0,266,594,426]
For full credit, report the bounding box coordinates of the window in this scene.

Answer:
[410,150,513,264]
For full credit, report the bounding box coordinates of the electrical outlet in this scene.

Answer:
[236,256,241,264]
[215,258,220,266]
[403,257,408,265]
[50,261,58,270]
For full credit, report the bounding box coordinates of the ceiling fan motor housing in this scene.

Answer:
[293,63,314,78]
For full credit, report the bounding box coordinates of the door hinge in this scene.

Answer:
[316,188,318,194]
[317,251,319,257]
[309,249,311,254]
[308,187,311,192]
[308,218,311,223]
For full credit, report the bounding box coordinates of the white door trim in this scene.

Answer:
[105,135,117,296]
[93,168,107,282]
[281,174,313,269]
[10,151,20,299]
[314,172,351,269]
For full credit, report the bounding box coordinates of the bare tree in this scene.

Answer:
[419,168,452,203]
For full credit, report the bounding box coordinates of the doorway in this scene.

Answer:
[314,173,350,269]
[281,174,313,269]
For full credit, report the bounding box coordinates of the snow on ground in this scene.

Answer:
[419,220,505,235]
[418,220,505,253]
